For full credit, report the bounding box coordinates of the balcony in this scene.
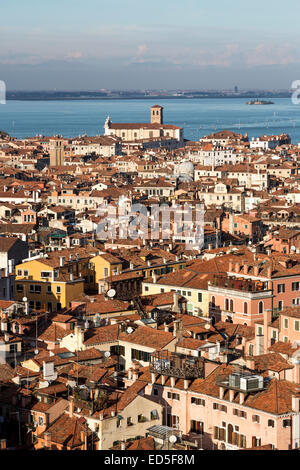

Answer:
[208,276,272,299]
[150,351,204,380]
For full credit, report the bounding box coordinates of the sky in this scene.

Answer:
[1,0,300,90]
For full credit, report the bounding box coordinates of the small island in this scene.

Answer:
[246,99,274,105]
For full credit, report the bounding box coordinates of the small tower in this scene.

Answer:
[150,105,163,125]
[104,115,111,135]
[49,137,64,167]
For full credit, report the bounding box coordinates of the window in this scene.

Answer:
[252,437,261,447]
[190,420,204,435]
[16,284,23,293]
[278,301,283,312]
[240,411,247,419]
[243,302,248,315]
[150,410,159,420]
[258,301,264,314]
[277,284,285,294]
[153,388,158,396]
[292,282,300,291]
[138,414,146,423]
[257,326,263,336]
[283,336,289,343]
[284,318,289,329]
[268,419,275,428]
[38,416,44,426]
[252,415,260,423]
[131,349,151,362]
[191,397,205,406]
[295,321,300,332]
[127,417,133,426]
[56,286,61,294]
[24,270,29,276]
[283,419,291,428]
[198,293,202,303]
[167,392,180,401]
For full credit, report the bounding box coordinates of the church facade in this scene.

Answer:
[104,105,184,145]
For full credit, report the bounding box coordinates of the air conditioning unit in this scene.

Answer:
[240,375,264,391]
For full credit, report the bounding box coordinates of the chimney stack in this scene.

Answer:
[69,396,74,418]
[264,309,272,354]
[0,439,6,451]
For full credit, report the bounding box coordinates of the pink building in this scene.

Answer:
[127,359,300,450]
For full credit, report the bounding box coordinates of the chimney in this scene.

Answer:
[254,265,259,276]
[172,292,180,314]
[69,396,74,418]
[151,372,156,384]
[264,309,272,354]
[132,370,138,382]
[0,439,6,450]
[267,267,272,279]
[121,442,126,451]
[219,387,224,399]
[164,322,169,332]
[239,392,246,405]
[44,432,51,450]
[235,262,240,274]
[59,256,65,267]
[70,273,74,281]
[243,262,249,275]
[184,379,189,390]
[246,357,256,370]
[80,431,88,451]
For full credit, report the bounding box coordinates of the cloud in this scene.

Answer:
[66,51,83,60]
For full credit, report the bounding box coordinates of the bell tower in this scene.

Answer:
[49,137,64,167]
[150,105,163,125]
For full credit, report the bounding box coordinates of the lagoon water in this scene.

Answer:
[1,97,300,143]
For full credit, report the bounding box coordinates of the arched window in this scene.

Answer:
[230,299,234,312]
[259,301,264,314]
[225,299,229,311]
[227,424,234,444]
[211,296,216,307]
[249,344,254,355]
[243,302,248,315]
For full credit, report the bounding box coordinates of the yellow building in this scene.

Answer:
[15,257,85,312]
[141,269,212,318]
[89,253,123,288]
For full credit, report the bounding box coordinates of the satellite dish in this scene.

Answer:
[205,323,211,330]
[107,289,116,299]
[23,297,28,302]
[34,349,39,355]
[169,435,177,444]
[104,351,111,358]
[127,327,134,334]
